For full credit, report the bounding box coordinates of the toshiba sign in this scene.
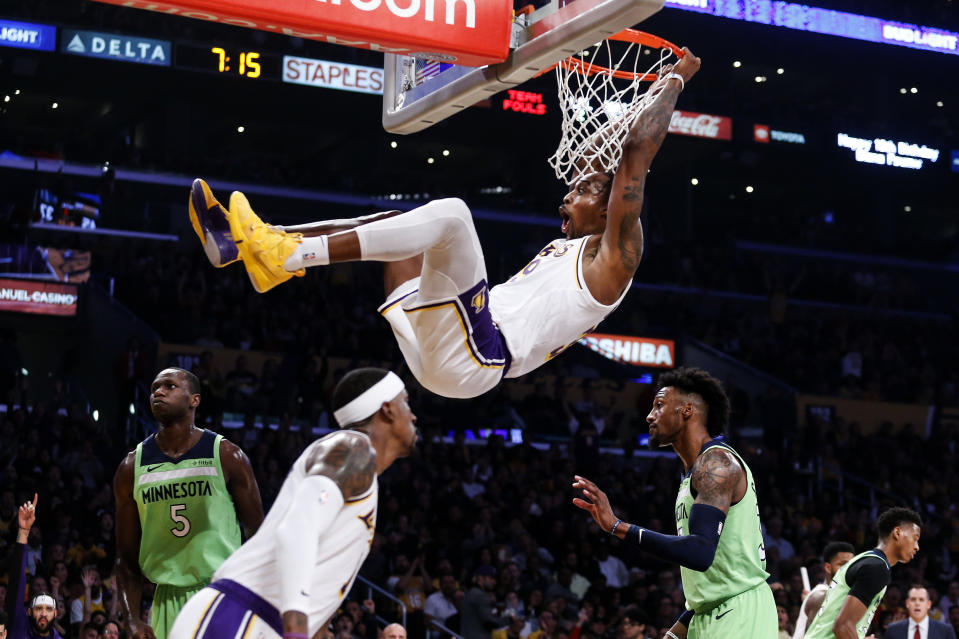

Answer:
[668,110,732,141]
[578,334,675,369]
[91,0,512,66]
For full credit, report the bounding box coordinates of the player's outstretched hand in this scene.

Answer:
[571,475,618,532]
[18,493,37,531]
[674,47,701,83]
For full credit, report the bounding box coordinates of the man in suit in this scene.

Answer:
[886,585,957,639]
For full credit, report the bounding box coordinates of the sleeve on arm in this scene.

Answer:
[624,504,725,572]
[6,541,27,633]
[844,557,890,606]
[276,475,345,614]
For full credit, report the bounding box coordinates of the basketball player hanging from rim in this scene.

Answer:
[189,47,701,399]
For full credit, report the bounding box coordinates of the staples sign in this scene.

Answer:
[579,333,675,369]
[669,110,732,140]
[283,56,383,94]
[0,278,78,317]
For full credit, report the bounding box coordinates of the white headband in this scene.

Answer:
[333,371,405,426]
[32,594,56,608]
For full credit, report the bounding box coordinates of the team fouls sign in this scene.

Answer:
[91,0,513,66]
[579,333,675,368]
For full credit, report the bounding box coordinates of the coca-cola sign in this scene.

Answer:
[668,110,733,140]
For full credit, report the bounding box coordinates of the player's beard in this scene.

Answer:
[647,430,664,450]
[30,614,51,634]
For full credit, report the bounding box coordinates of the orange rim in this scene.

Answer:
[548,29,684,80]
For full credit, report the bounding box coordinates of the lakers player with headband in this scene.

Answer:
[169,368,418,639]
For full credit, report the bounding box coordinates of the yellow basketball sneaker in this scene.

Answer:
[188,178,240,267]
[228,191,305,293]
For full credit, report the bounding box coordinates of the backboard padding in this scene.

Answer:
[382,0,666,134]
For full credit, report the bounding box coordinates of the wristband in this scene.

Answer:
[609,518,623,535]
[665,632,680,639]
[662,72,684,91]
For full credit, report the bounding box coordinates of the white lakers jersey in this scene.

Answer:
[490,235,629,378]
[792,583,828,639]
[214,433,378,637]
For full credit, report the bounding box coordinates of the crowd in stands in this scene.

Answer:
[2,357,959,639]
[77,224,957,409]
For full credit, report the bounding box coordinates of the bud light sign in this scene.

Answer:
[668,110,732,140]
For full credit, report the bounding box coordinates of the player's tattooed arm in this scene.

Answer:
[690,447,745,515]
[304,432,377,500]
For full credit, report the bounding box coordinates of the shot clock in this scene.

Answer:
[175,42,281,80]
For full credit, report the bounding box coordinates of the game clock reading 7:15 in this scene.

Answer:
[212,47,260,77]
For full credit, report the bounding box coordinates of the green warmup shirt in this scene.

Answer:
[804,550,890,639]
[675,439,770,612]
[133,429,241,587]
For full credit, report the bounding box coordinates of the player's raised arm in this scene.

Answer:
[583,48,700,304]
[276,431,377,637]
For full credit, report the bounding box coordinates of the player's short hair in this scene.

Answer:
[876,507,922,539]
[163,367,201,395]
[823,541,855,563]
[657,367,730,436]
[332,368,392,426]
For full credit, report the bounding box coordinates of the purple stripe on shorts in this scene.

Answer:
[206,579,283,637]
[455,279,511,371]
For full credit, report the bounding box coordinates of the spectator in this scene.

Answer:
[424,574,459,633]
[595,540,629,590]
[381,624,406,639]
[460,566,509,639]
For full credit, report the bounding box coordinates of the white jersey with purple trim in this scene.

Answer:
[793,583,828,639]
[490,235,630,378]
[212,434,378,638]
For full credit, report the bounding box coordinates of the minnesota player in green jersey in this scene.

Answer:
[573,367,777,639]
[114,368,265,639]
[804,507,921,639]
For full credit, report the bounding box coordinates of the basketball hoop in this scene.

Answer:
[548,29,684,185]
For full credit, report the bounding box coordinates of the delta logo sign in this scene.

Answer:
[578,334,675,369]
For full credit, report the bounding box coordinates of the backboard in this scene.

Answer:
[382,0,666,134]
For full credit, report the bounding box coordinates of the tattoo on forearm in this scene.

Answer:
[691,448,740,508]
[617,178,645,272]
[632,83,681,151]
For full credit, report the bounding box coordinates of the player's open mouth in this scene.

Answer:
[559,206,571,234]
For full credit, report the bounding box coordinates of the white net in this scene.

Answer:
[548,34,681,185]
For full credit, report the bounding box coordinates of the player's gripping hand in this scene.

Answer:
[571,475,619,532]
[674,47,701,83]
